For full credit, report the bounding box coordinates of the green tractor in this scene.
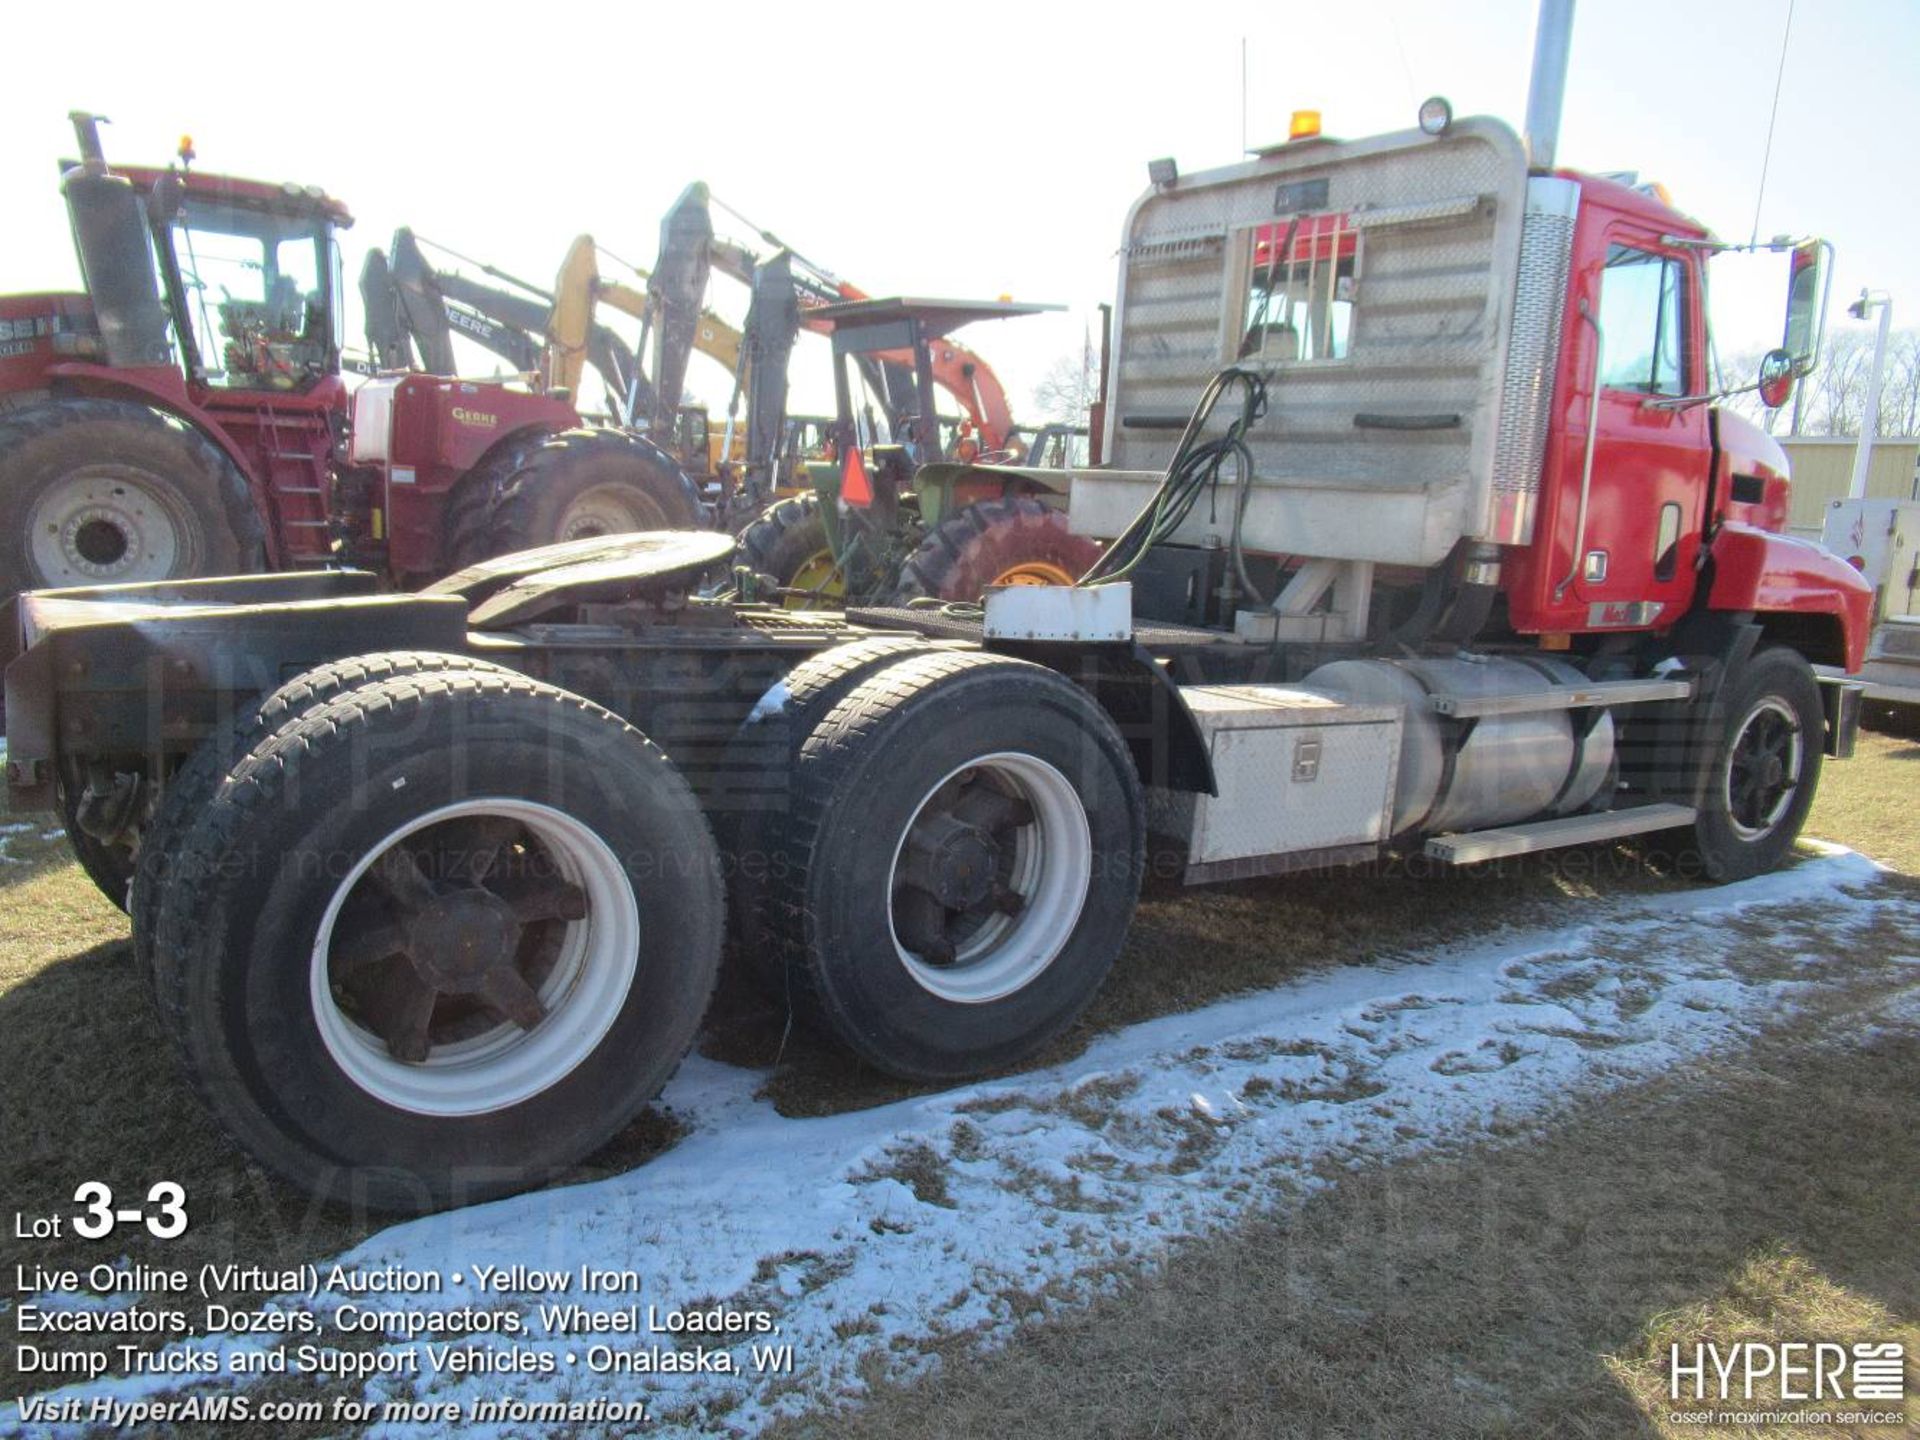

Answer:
[734,299,1098,608]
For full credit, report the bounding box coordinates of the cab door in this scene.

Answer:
[1569,231,1710,625]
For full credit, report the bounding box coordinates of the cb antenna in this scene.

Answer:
[1749,0,1796,246]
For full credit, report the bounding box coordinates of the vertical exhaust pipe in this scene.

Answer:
[1523,0,1575,170]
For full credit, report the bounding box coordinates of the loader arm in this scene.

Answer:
[384,228,652,415]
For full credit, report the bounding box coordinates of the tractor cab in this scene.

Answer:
[59,113,351,396]
[810,297,1059,537]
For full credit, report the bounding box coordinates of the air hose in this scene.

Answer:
[1078,366,1273,604]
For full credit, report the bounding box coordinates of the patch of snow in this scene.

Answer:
[13,849,1919,1439]
[744,681,791,725]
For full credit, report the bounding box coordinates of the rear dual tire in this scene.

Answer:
[758,651,1145,1080]
[152,668,723,1212]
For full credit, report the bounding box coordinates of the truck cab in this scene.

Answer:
[1072,112,1869,674]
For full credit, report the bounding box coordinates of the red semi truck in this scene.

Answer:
[1,94,1873,1211]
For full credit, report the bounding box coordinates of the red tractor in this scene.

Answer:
[0,114,698,601]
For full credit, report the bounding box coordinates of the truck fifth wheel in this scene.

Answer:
[2,102,1872,1210]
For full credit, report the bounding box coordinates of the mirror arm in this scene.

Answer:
[1640,384,1746,413]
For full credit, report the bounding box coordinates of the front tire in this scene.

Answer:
[151,668,724,1211]
[736,494,842,608]
[764,651,1144,1080]
[1669,645,1824,882]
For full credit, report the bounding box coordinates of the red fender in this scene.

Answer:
[1704,521,1873,671]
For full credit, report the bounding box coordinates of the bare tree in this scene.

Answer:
[1031,332,1101,427]
[1719,327,1920,437]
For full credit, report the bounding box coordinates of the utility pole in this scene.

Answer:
[1846,289,1892,500]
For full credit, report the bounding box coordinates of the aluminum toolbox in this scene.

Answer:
[1149,684,1402,883]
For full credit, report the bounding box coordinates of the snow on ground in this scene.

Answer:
[15,847,1920,1437]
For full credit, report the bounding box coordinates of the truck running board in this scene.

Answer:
[1423,803,1697,865]
[1427,676,1691,718]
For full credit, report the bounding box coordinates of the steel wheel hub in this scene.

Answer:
[887,754,1091,1003]
[991,560,1077,588]
[27,468,188,584]
[406,890,523,990]
[1725,698,1803,842]
[310,799,637,1115]
[557,483,666,542]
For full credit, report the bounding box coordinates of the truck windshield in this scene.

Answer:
[170,198,333,389]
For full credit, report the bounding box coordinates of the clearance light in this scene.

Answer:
[1417,96,1453,136]
[1288,109,1322,141]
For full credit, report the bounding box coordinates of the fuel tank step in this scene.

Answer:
[1423,802,1697,865]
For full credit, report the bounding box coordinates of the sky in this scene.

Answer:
[3,0,1914,421]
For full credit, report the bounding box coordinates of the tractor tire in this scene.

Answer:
[149,667,724,1212]
[440,429,553,574]
[133,651,517,995]
[712,635,933,979]
[57,780,135,914]
[444,428,703,573]
[735,494,842,608]
[0,398,265,599]
[893,496,1101,603]
[1654,645,1825,883]
[762,650,1145,1081]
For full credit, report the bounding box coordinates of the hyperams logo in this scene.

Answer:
[1669,1340,1906,1404]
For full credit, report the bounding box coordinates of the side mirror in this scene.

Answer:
[1756,348,1795,410]
[1781,240,1825,376]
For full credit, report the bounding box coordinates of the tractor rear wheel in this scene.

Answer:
[0,398,264,599]
[893,497,1100,604]
[150,667,724,1211]
[736,494,843,609]
[761,650,1144,1080]
[444,428,703,572]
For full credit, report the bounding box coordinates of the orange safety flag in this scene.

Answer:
[841,445,874,507]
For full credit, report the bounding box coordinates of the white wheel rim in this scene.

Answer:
[557,483,665,541]
[309,798,640,1117]
[26,468,191,584]
[1723,696,1804,842]
[886,752,1092,1005]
